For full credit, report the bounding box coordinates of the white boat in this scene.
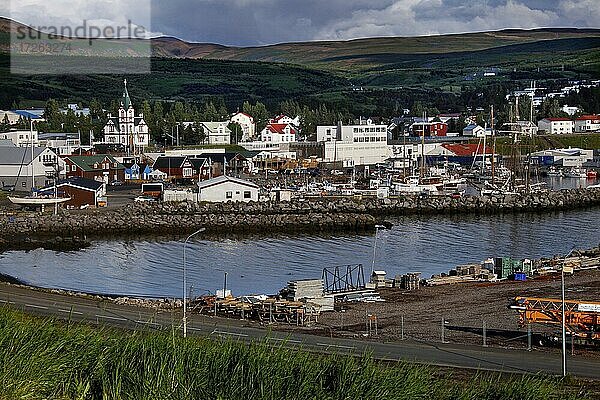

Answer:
[9,196,71,206]
[393,176,443,194]
[547,167,562,177]
[564,168,587,178]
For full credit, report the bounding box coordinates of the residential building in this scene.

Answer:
[40,177,106,209]
[230,112,256,140]
[537,118,574,135]
[197,121,232,145]
[462,124,486,137]
[410,122,448,137]
[0,130,39,147]
[261,123,298,144]
[197,175,259,203]
[61,104,90,117]
[562,105,581,116]
[0,146,65,190]
[501,121,539,136]
[64,154,125,184]
[270,114,300,127]
[437,113,462,123]
[102,80,150,153]
[152,156,211,181]
[152,156,194,181]
[574,115,600,133]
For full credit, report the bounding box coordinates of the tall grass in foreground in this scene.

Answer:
[0,308,589,400]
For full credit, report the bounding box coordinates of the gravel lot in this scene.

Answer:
[288,269,600,355]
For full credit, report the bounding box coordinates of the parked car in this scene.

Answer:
[134,196,156,203]
[110,180,124,186]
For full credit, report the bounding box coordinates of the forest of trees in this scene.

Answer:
[2,85,598,144]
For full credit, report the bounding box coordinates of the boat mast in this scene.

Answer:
[420,111,426,179]
[30,120,34,192]
[491,105,496,186]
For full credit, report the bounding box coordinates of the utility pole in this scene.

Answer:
[561,266,568,377]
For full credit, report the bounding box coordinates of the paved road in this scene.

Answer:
[1,284,598,379]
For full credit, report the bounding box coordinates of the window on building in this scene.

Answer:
[244,191,251,199]
[226,191,232,199]
[72,165,77,172]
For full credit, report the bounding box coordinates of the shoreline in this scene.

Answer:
[0,188,598,253]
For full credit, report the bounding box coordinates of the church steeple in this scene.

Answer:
[122,79,132,110]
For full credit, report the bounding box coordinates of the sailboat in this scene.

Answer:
[8,125,70,208]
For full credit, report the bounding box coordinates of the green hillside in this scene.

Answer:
[1,17,599,114]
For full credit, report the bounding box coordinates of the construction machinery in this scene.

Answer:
[510,297,600,344]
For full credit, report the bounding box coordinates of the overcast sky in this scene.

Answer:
[3,0,600,46]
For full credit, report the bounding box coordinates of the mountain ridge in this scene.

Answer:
[2,16,600,70]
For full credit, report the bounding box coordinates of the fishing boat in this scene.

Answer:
[564,168,587,178]
[393,175,443,194]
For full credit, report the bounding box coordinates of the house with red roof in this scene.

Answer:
[260,123,298,144]
[538,118,574,135]
[574,115,600,133]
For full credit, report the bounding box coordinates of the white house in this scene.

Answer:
[0,146,66,191]
[319,122,389,166]
[561,105,581,116]
[574,115,600,133]
[260,123,297,144]
[462,124,486,137]
[0,130,39,147]
[198,121,231,145]
[197,175,259,203]
[230,112,255,140]
[537,118,574,135]
[270,114,300,127]
[103,80,150,153]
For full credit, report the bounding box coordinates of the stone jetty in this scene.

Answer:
[0,188,599,248]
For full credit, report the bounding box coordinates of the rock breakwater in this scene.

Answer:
[0,188,599,247]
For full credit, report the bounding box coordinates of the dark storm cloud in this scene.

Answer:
[3,1,599,46]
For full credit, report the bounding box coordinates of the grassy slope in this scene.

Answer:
[486,134,600,156]
[0,307,590,400]
[151,29,600,70]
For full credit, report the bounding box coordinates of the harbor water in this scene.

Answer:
[1,207,598,298]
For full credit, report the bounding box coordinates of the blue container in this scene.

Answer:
[513,273,527,281]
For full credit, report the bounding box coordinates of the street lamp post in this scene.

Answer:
[183,228,206,338]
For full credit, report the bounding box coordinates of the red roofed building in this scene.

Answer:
[538,118,574,135]
[441,143,493,157]
[574,115,600,133]
[260,123,298,144]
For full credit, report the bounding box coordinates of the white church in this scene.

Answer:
[103,80,150,154]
